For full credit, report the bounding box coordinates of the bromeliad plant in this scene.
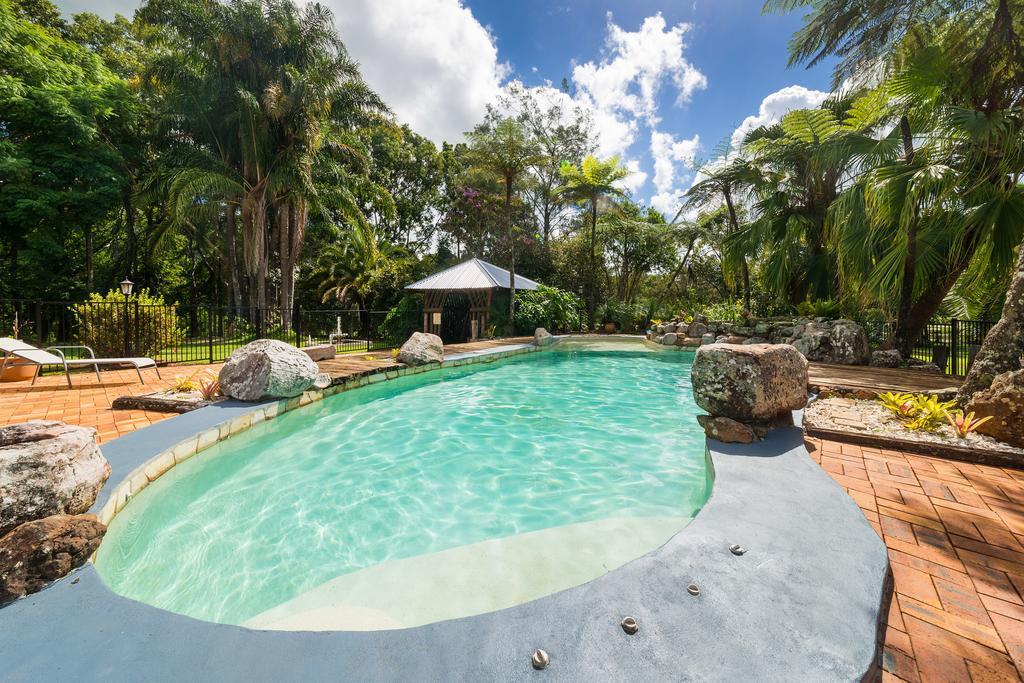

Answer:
[877,392,919,420]
[904,396,957,432]
[946,411,994,439]
[198,373,221,401]
[877,392,957,432]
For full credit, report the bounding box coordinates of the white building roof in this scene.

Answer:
[405,258,541,291]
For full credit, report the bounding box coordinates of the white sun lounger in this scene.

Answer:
[0,338,161,388]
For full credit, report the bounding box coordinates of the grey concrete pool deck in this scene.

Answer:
[0,340,890,681]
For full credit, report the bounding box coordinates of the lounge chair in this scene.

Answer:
[0,338,161,388]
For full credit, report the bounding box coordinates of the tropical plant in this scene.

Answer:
[684,158,759,311]
[904,396,957,431]
[556,156,630,326]
[946,410,995,437]
[315,223,409,308]
[171,374,199,393]
[513,285,582,333]
[197,373,221,400]
[877,392,920,420]
[465,118,546,321]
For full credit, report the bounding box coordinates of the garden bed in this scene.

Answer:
[804,397,1024,468]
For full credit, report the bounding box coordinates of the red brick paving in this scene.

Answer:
[807,437,1024,682]
[0,365,223,443]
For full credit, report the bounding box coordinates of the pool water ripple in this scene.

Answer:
[95,348,710,626]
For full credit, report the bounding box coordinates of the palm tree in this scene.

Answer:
[315,222,405,308]
[465,118,545,323]
[556,156,630,327]
[684,158,759,312]
[144,0,386,319]
[731,104,862,304]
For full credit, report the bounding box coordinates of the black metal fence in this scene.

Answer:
[0,300,416,365]
[859,318,997,376]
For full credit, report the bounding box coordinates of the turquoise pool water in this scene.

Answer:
[95,345,710,628]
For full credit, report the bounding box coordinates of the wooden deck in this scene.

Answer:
[809,362,961,394]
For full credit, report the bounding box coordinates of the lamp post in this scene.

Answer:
[577,285,585,334]
[120,278,133,358]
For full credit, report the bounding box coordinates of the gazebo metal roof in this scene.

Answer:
[405,258,541,291]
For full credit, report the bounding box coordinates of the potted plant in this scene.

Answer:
[1,314,38,382]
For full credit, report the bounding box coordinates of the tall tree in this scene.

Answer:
[465,118,545,323]
[684,159,758,312]
[489,83,595,247]
[556,156,629,327]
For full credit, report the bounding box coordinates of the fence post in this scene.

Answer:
[294,305,301,348]
[208,306,214,364]
[951,318,960,376]
[34,300,41,345]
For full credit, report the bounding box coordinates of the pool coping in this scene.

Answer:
[1,338,890,681]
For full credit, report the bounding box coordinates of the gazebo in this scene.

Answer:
[406,258,540,343]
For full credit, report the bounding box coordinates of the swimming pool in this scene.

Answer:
[95,343,711,630]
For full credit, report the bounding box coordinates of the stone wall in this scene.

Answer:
[650,315,871,365]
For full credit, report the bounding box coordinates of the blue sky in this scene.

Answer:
[57,0,837,216]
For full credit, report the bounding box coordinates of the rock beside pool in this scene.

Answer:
[691,343,808,433]
[0,514,105,605]
[660,332,677,346]
[534,328,556,347]
[397,332,444,366]
[219,339,331,402]
[789,320,870,365]
[870,349,902,368]
[967,369,1024,448]
[0,421,109,536]
[696,415,756,444]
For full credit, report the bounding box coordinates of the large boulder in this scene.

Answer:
[397,332,444,366]
[219,339,330,401]
[660,332,678,346]
[534,328,556,347]
[870,349,902,368]
[687,322,709,338]
[967,369,1024,448]
[0,422,109,537]
[790,320,870,365]
[0,514,105,605]
[691,343,809,423]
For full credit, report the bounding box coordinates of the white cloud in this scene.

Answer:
[617,159,649,194]
[729,84,829,149]
[498,13,706,183]
[572,13,706,127]
[648,131,700,218]
[328,0,508,144]
[650,131,700,193]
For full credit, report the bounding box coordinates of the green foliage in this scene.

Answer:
[512,285,582,333]
[877,392,958,431]
[73,288,181,358]
[695,300,747,323]
[378,294,423,345]
[796,299,843,318]
[595,298,648,332]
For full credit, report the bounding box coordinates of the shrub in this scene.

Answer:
[594,298,646,332]
[796,299,843,318]
[378,294,423,345]
[514,285,582,333]
[695,300,746,323]
[73,289,181,358]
